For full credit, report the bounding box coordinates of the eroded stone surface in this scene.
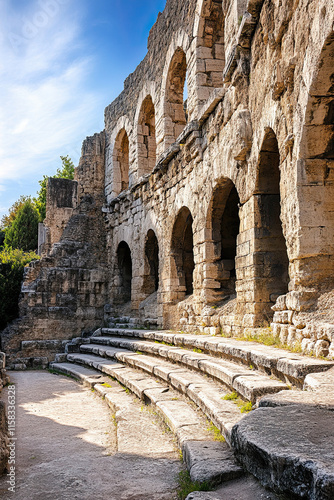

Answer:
[232,405,334,499]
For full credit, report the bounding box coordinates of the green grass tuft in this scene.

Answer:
[177,469,211,500]
[223,391,238,401]
[207,422,225,442]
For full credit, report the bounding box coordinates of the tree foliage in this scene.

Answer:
[4,200,39,252]
[35,155,75,222]
[0,195,31,230]
[0,248,39,330]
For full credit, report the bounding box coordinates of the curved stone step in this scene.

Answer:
[231,404,334,499]
[79,340,288,402]
[50,361,244,486]
[64,351,244,443]
[90,328,334,384]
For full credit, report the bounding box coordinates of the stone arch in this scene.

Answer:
[136,94,157,177]
[115,241,132,304]
[253,128,289,307]
[193,0,225,107]
[165,48,188,146]
[160,31,190,151]
[106,115,133,200]
[170,207,195,301]
[298,31,334,286]
[112,128,129,195]
[204,179,240,303]
[142,229,159,296]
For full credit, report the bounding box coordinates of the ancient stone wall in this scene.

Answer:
[103,0,334,355]
[42,177,78,254]
[1,0,333,363]
[1,133,108,367]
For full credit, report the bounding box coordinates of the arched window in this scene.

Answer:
[143,229,159,296]
[165,48,188,145]
[113,128,129,196]
[116,241,132,304]
[207,179,240,300]
[171,207,194,300]
[137,95,156,176]
[254,129,289,300]
[192,0,225,113]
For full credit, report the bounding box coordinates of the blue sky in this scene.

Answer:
[0,0,166,220]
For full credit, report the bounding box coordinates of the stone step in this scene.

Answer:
[50,361,244,486]
[64,351,244,443]
[91,328,334,385]
[231,404,334,499]
[79,340,287,403]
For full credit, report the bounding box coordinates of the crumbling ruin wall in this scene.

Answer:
[1,0,333,364]
[42,177,78,254]
[1,133,108,368]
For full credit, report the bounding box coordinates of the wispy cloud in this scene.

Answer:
[0,0,104,216]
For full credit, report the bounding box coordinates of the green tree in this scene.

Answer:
[0,195,31,230]
[4,200,39,252]
[0,230,5,248]
[35,155,75,222]
[0,248,39,330]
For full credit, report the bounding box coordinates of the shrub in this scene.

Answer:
[0,248,39,330]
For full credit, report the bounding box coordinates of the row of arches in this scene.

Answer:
[113,129,289,312]
[113,48,188,196]
[111,0,227,198]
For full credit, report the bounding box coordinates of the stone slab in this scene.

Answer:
[231,405,334,499]
[259,389,334,410]
[156,400,201,433]
[304,367,334,391]
[185,475,280,499]
[183,440,244,484]
[232,375,286,403]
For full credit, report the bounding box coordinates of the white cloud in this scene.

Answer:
[0,0,104,190]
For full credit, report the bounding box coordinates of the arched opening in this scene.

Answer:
[143,229,159,296]
[113,128,129,196]
[207,180,240,300]
[171,207,195,299]
[165,48,188,145]
[116,241,132,304]
[254,129,289,303]
[197,0,225,84]
[190,0,225,116]
[137,95,156,177]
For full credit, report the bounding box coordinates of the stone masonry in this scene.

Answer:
[1,0,333,366]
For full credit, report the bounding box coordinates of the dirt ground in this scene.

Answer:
[0,371,180,500]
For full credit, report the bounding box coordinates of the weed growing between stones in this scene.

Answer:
[177,469,212,500]
[48,369,74,379]
[222,392,253,413]
[223,391,238,401]
[220,327,309,356]
[207,422,225,442]
[111,414,117,427]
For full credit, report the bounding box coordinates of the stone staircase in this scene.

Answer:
[50,327,334,499]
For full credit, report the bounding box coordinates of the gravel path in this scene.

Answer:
[0,371,180,500]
